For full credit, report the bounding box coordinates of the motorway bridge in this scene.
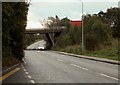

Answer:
[25,27,65,49]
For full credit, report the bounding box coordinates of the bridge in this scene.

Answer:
[25,27,65,49]
[25,27,65,34]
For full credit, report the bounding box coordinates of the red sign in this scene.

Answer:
[70,20,82,27]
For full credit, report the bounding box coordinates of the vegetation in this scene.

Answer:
[86,46,118,60]
[84,15,112,51]
[2,2,29,66]
[25,34,42,48]
[47,7,119,60]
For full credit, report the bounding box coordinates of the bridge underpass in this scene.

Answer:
[25,27,65,50]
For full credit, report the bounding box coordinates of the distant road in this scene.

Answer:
[27,40,46,50]
[2,41,118,83]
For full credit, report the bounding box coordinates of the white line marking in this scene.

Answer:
[82,67,88,70]
[100,73,118,81]
[1,63,20,74]
[30,80,35,83]
[70,64,80,68]
[28,75,32,79]
[23,69,27,72]
[25,72,29,75]
[57,59,65,62]
[22,67,24,69]
[70,64,88,70]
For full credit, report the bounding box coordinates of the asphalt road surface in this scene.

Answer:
[27,40,46,50]
[2,41,119,84]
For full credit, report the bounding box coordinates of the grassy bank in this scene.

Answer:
[54,44,119,61]
[85,46,118,60]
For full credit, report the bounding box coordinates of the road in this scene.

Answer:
[2,41,119,83]
[27,40,46,50]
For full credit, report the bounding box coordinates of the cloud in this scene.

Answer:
[30,0,119,2]
[26,1,119,29]
[31,0,79,2]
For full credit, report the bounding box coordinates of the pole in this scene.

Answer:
[53,26,54,45]
[81,1,84,52]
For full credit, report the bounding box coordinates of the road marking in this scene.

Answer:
[22,58,25,62]
[81,67,88,70]
[28,75,32,79]
[21,66,25,69]
[30,80,35,83]
[22,66,25,69]
[25,72,29,75]
[21,65,24,67]
[100,73,118,81]
[0,63,20,74]
[70,64,88,70]
[70,64,80,67]
[0,68,20,81]
[57,59,65,62]
[23,69,27,72]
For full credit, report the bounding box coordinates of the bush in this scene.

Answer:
[84,18,112,51]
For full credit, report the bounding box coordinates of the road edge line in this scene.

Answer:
[0,68,20,81]
[1,62,21,74]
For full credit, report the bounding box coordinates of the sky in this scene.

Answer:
[26,0,120,29]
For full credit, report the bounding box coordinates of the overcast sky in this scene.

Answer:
[26,0,119,29]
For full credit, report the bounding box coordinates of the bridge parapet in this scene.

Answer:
[25,26,65,34]
[25,26,65,49]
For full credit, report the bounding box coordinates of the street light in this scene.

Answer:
[79,0,84,52]
[118,1,120,15]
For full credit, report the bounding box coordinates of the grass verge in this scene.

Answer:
[54,45,119,61]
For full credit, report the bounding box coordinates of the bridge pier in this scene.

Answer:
[45,33,53,49]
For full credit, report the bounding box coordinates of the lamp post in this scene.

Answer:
[79,0,84,52]
[118,1,120,8]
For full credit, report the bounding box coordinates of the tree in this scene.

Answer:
[98,7,120,38]
[84,14,112,51]
[2,2,29,61]
[68,25,81,45]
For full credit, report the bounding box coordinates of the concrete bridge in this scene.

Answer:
[25,27,65,49]
[25,27,65,34]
